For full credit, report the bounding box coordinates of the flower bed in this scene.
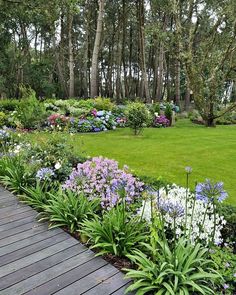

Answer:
[0,129,235,294]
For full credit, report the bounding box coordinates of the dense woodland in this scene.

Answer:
[0,0,236,122]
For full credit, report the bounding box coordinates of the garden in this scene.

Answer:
[1,0,236,293]
[0,95,235,294]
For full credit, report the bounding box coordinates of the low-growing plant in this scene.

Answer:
[124,238,222,294]
[125,102,149,135]
[20,181,54,211]
[217,203,236,250]
[210,246,236,294]
[40,189,100,233]
[80,205,147,257]
[0,155,34,193]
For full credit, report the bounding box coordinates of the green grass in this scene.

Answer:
[27,119,236,205]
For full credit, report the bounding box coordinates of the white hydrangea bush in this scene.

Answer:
[138,184,226,245]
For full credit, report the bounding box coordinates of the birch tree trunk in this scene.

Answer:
[90,0,105,98]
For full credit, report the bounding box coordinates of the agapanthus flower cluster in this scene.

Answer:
[63,157,144,209]
[153,115,170,128]
[159,198,185,218]
[0,129,9,140]
[36,167,55,181]
[138,184,226,245]
[196,179,228,203]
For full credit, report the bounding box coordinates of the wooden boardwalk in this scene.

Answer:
[0,187,133,295]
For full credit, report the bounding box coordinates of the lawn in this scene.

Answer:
[27,119,236,205]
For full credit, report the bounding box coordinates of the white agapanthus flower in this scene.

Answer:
[138,184,226,245]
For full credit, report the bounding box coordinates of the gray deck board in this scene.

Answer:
[0,188,132,295]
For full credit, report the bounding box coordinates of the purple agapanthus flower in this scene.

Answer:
[159,199,185,218]
[36,168,55,180]
[195,179,228,203]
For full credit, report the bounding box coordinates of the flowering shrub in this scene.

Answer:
[63,157,144,209]
[47,114,69,130]
[153,114,170,127]
[138,184,226,245]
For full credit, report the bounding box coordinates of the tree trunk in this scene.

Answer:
[68,12,74,98]
[185,80,191,111]
[156,42,164,101]
[90,0,105,98]
[138,0,150,101]
[175,49,181,106]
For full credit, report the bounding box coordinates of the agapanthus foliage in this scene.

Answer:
[63,157,144,209]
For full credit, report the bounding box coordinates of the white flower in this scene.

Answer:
[55,162,62,170]
[137,184,226,245]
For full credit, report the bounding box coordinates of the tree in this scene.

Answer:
[90,0,105,98]
[172,0,236,126]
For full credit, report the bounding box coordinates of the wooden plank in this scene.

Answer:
[0,232,69,266]
[0,192,15,200]
[0,222,43,240]
[0,227,61,257]
[0,210,36,226]
[0,244,86,291]
[0,199,18,208]
[1,250,97,295]
[22,257,107,295]
[0,224,48,248]
[0,206,33,219]
[54,264,119,295]
[111,283,134,295]
[0,215,36,232]
[83,272,129,295]
[0,238,79,278]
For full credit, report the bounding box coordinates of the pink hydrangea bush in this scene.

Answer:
[63,157,144,209]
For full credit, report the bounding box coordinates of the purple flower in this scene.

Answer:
[36,168,55,180]
[159,199,185,218]
[63,157,144,209]
[195,179,228,203]
[223,284,229,289]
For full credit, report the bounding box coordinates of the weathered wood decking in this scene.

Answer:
[0,187,133,295]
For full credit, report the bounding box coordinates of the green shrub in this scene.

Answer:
[0,99,20,112]
[164,103,173,125]
[73,99,94,110]
[81,205,147,257]
[17,96,47,129]
[124,238,222,294]
[125,102,149,135]
[93,97,114,111]
[40,189,100,233]
[0,111,6,127]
